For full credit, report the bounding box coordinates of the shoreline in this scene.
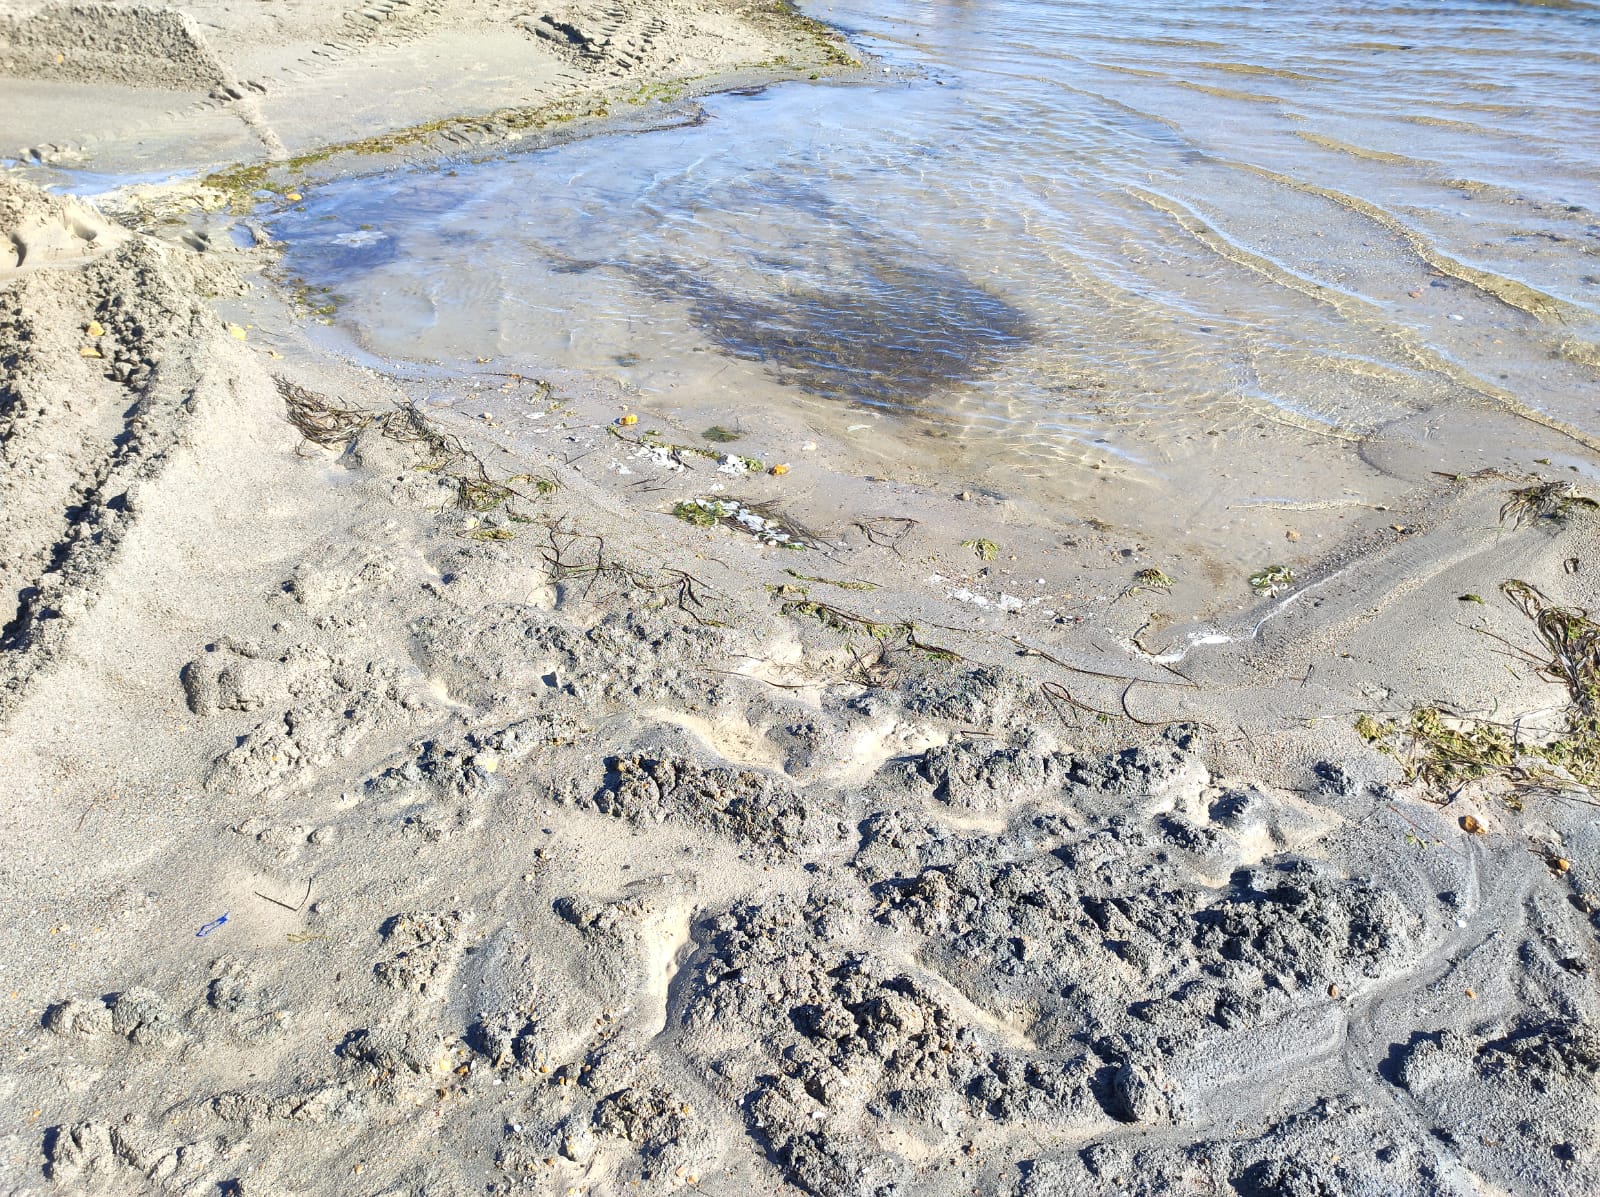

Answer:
[3,3,1599,1194]
[2,0,862,179]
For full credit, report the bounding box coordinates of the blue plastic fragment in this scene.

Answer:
[196,914,229,938]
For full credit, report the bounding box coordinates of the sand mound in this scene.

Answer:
[0,176,125,277]
[0,3,228,90]
[0,177,246,713]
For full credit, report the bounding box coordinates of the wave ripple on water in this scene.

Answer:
[273,0,1600,552]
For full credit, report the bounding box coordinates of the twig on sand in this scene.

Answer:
[1119,681,1183,727]
[1357,580,1600,807]
[1119,681,1213,731]
[381,402,462,462]
[288,397,560,516]
[277,377,372,449]
[1499,481,1597,529]
[699,667,817,692]
[254,878,312,913]
[854,515,918,557]
[74,773,123,832]
[1009,636,1194,688]
[537,518,723,625]
[773,591,962,664]
[1040,681,1117,726]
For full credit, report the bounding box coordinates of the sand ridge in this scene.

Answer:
[0,0,855,172]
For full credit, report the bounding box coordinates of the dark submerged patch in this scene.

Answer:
[635,250,1034,411]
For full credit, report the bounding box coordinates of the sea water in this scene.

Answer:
[272,0,1600,561]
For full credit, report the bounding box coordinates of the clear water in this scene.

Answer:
[273,0,1600,560]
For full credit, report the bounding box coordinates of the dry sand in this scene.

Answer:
[1,3,1598,1195]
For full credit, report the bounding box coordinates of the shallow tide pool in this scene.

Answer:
[272,0,1600,561]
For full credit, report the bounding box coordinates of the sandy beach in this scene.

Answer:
[2,2,1598,1194]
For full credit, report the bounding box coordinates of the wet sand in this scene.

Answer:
[1,3,1598,1195]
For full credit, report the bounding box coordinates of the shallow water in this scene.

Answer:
[273,0,1600,564]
